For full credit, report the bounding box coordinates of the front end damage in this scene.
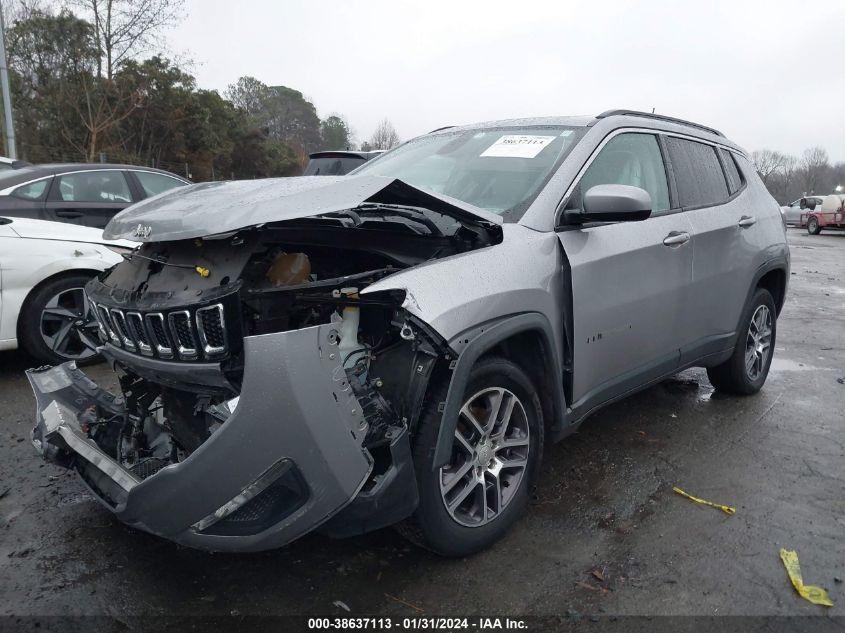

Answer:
[28,178,502,551]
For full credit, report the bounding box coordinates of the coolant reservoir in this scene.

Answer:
[337,287,365,367]
[266,252,311,286]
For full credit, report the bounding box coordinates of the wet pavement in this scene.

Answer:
[1,229,843,625]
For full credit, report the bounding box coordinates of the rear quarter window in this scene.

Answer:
[134,171,186,197]
[665,137,730,208]
[719,149,744,195]
[12,179,50,201]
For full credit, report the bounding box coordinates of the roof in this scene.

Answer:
[35,163,187,176]
[0,163,190,189]
[422,111,738,150]
[426,115,596,135]
[595,109,724,137]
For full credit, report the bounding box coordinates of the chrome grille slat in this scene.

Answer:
[110,309,137,351]
[88,298,108,339]
[168,310,198,360]
[97,305,121,346]
[196,304,227,357]
[145,313,173,359]
[126,312,152,356]
[93,301,229,362]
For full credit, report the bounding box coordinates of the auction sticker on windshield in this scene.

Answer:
[480,135,555,158]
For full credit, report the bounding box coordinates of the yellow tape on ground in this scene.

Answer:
[672,486,736,515]
[779,549,834,607]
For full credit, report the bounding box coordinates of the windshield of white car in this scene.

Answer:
[352,126,585,221]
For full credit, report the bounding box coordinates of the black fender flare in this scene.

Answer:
[431,312,565,469]
[723,255,789,356]
[744,255,789,317]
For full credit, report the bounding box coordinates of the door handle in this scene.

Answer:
[663,231,690,246]
[55,210,84,219]
[738,215,757,228]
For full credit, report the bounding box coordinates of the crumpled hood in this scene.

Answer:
[104,175,503,242]
[7,216,136,248]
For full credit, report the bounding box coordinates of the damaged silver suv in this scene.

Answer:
[28,110,789,556]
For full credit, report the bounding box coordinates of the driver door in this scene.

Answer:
[557,132,695,413]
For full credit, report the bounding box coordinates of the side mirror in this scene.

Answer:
[567,184,652,224]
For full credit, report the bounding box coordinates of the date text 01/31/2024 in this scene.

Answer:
[307,617,528,630]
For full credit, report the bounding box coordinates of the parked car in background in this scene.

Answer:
[0,216,135,364]
[0,164,190,229]
[27,110,788,557]
[0,157,32,171]
[781,196,824,226]
[303,150,384,175]
[803,194,845,235]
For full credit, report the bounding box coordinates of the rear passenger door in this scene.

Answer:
[45,170,135,228]
[667,138,758,362]
[558,131,695,411]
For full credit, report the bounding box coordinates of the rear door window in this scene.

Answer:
[57,171,133,203]
[665,137,729,208]
[719,149,744,195]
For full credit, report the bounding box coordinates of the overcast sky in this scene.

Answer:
[170,0,845,160]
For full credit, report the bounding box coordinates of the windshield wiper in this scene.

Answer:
[354,203,445,236]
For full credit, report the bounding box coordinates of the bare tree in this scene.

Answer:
[2,0,51,25]
[61,73,142,160]
[800,146,829,195]
[370,118,399,150]
[751,149,790,186]
[67,0,184,79]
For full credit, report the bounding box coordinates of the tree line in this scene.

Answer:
[752,147,845,204]
[2,0,402,181]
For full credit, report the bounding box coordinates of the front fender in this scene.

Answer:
[432,312,566,469]
[360,224,568,470]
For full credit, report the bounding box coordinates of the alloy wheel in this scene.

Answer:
[745,304,772,381]
[39,287,99,362]
[439,387,530,527]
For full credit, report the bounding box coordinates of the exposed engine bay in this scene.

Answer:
[80,213,500,499]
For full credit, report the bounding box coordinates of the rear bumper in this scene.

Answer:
[28,324,374,552]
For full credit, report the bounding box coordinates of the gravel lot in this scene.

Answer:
[1,229,843,628]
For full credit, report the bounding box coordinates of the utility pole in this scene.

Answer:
[0,3,16,159]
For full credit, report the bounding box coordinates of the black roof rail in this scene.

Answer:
[595,109,724,138]
[428,125,456,134]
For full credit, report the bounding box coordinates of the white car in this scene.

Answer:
[781,196,824,226]
[0,216,135,364]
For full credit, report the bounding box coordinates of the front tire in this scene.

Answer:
[807,216,821,235]
[19,273,101,365]
[402,356,543,557]
[706,288,776,395]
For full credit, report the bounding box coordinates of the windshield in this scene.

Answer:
[353,126,585,220]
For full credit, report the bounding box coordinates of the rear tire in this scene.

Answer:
[19,273,101,365]
[807,216,821,235]
[706,288,776,395]
[400,356,543,557]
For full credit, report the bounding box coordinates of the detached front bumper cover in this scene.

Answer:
[28,323,374,552]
